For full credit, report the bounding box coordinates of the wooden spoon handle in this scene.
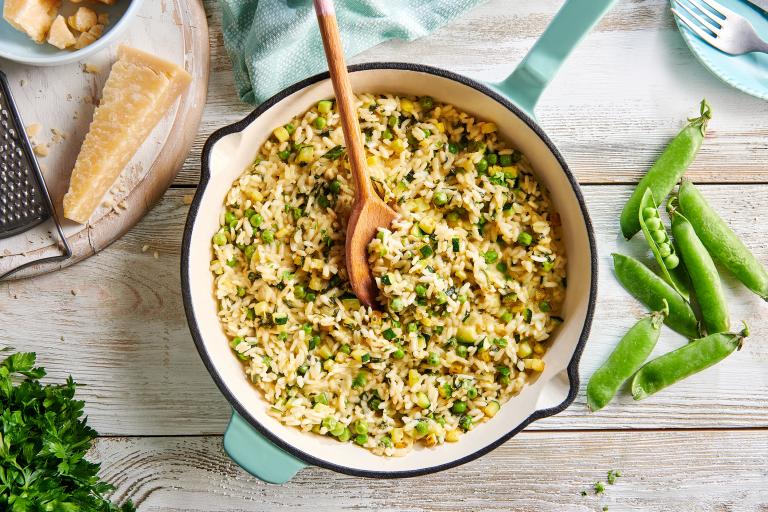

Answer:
[314,0,372,201]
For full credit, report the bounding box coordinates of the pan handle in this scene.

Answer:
[223,411,307,484]
[492,0,618,117]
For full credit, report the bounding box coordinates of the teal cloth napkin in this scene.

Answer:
[219,0,486,104]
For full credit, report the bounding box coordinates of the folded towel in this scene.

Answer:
[219,0,486,104]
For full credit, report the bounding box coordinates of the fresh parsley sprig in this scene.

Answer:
[0,351,134,511]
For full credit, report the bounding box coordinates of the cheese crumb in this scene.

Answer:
[182,194,194,205]
[47,15,76,49]
[67,6,97,32]
[97,13,109,25]
[83,63,100,74]
[74,24,103,50]
[50,128,67,144]
[33,144,49,157]
[141,244,150,253]
[3,0,60,43]
[153,251,159,260]
[25,123,42,138]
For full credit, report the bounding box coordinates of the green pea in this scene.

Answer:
[415,420,429,435]
[483,250,498,264]
[486,153,498,165]
[612,254,700,338]
[249,214,263,228]
[671,210,729,334]
[387,115,398,127]
[322,416,337,432]
[657,243,672,258]
[305,292,317,302]
[244,245,256,261]
[392,347,405,360]
[382,129,393,140]
[337,427,351,442]
[224,212,237,225]
[586,303,668,411]
[632,326,748,400]
[650,229,666,244]
[678,180,768,300]
[643,207,659,219]
[458,415,472,431]
[354,433,368,446]
[456,345,468,358]
[475,158,489,174]
[278,150,290,161]
[432,190,449,206]
[663,253,679,269]
[415,284,427,297]
[448,143,459,154]
[517,232,533,246]
[645,217,662,230]
[451,401,467,414]
[419,96,434,110]
[212,231,227,246]
[620,100,712,239]
[313,116,327,130]
[261,229,274,243]
[427,352,440,366]
[353,420,368,435]
[329,179,342,194]
[390,298,404,312]
[294,284,306,299]
[284,123,296,135]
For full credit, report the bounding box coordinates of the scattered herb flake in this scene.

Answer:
[594,481,605,495]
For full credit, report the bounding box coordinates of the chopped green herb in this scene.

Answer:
[323,145,346,160]
[594,481,605,495]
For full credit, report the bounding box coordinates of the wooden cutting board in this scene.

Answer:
[0,0,208,279]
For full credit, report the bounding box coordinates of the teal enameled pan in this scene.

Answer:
[183,0,616,483]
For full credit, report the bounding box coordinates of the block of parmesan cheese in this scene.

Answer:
[3,0,61,43]
[63,46,192,224]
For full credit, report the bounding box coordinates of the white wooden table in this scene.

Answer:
[3,0,768,509]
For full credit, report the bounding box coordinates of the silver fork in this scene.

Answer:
[672,0,768,54]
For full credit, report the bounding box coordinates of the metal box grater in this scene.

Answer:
[0,70,70,279]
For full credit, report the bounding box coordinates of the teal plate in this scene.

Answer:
[672,0,768,100]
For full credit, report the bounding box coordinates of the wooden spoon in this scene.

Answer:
[314,0,398,308]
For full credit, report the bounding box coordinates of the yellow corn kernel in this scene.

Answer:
[479,351,491,362]
[367,155,379,167]
[481,122,497,134]
[275,227,291,239]
[502,165,518,177]
[524,358,545,372]
[517,341,533,358]
[533,343,546,355]
[309,276,324,291]
[351,349,366,362]
[401,99,414,112]
[392,427,404,444]
[445,429,461,442]
[408,369,420,387]
[489,165,502,176]
[425,433,438,447]
[421,317,433,328]
[323,359,335,371]
[392,138,407,152]
[483,400,501,418]
[246,190,264,203]
[435,122,445,133]
[253,301,269,315]
[449,362,464,374]
[273,126,290,142]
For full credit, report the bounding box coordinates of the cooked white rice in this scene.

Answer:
[210,94,566,456]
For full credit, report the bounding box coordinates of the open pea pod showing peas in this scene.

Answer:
[632,325,748,400]
[639,188,691,302]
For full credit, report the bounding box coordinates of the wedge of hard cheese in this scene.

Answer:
[3,0,61,43]
[63,46,192,224]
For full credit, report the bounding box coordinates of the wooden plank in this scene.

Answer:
[2,184,766,435]
[98,430,768,511]
[176,0,768,187]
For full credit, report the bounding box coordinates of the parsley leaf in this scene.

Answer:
[594,481,605,494]
[322,145,346,160]
[0,351,134,511]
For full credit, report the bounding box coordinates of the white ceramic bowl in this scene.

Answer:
[182,63,598,481]
[0,0,143,66]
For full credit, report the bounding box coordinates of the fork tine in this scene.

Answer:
[696,0,735,19]
[675,1,720,33]
[672,8,720,47]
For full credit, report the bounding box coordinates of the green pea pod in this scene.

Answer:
[612,253,700,339]
[631,325,748,400]
[638,188,691,301]
[670,208,729,334]
[678,180,768,301]
[587,302,668,411]
[620,100,711,239]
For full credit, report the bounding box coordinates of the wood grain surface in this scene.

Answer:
[96,431,768,511]
[2,0,768,508]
